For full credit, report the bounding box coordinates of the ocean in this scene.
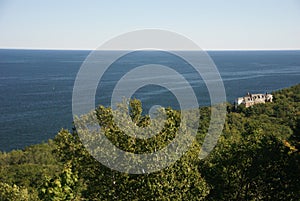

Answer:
[0,49,299,151]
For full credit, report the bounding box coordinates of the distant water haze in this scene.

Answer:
[0,49,299,151]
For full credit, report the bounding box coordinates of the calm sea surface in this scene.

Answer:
[0,49,299,151]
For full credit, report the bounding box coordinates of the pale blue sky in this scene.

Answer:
[0,0,299,50]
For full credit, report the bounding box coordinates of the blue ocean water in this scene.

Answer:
[0,49,299,151]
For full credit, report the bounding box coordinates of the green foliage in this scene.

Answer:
[0,141,60,200]
[201,129,300,200]
[94,101,181,154]
[200,84,300,200]
[1,84,299,200]
[0,140,58,166]
[38,161,83,201]
[54,100,209,200]
[0,182,30,201]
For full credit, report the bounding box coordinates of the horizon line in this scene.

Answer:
[1,47,300,51]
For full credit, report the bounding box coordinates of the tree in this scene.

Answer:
[53,99,210,200]
[0,182,30,201]
[200,85,300,201]
[39,161,83,201]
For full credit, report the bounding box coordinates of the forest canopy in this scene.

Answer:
[0,84,299,200]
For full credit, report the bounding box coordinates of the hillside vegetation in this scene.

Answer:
[0,84,299,200]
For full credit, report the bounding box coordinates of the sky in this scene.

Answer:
[0,0,299,50]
